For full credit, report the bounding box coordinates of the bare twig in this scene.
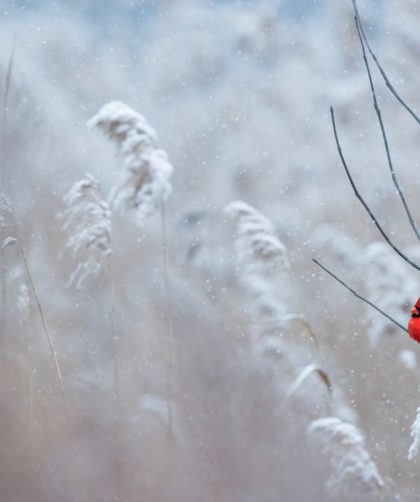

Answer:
[351,2,420,241]
[330,106,420,271]
[312,258,408,334]
[352,0,420,126]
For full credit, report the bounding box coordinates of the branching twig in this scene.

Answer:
[352,0,420,126]
[330,106,420,271]
[351,1,420,241]
[312,258,408,334]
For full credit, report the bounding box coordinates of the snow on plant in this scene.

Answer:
[224,200,289,305]
[225,200,290,357]
[225,200,289,310]
[408,407,420,460]
[0,193,13,238]
[308,417,384,496]
[88,101,173,226]
[224,201,288,272]
[60,174,112,289]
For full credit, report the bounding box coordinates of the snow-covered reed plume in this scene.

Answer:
[225,201,288,274]
[308,417,384,496]
[225,201,290,357]
[60,174,112,289]
[0,195,17,249]
[408,407,420,460]
[225,200,289,315]
[363,241,417,346]
[0,193,12,232]
[88,101,173,226]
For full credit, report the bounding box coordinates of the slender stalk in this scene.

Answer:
[107,256,122,498]
[1,33,16,185]
[1,35,17,343]
[351,11,420,241]
[330,106,420,272]
[160,199,174,442]
[107,257,120,403]
[10,214,69,408]
[312,258,408,334]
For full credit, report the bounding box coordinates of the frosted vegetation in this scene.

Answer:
[1,0,420,501]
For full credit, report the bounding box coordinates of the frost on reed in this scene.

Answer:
[225,200,288,301]
[225,201,288,270]
[88,101,173,226]
[60,174,112,289]
[0,193,13,241]
[225,201,290,357]
[408,407,420,460]
[308,417,384,496]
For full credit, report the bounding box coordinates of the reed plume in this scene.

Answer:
[308,417,384,496]
[408,407,420,460]
[224,200,288,274]
[90,101,176,457]
[88,101,173,226]
[60,174,112,289]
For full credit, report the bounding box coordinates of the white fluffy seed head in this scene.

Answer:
[224,200,289,271]
[0,193,12,229]
[308,417,384,496]
[408,407,420,460]
[89,101,173,226]
[60,174,112,289]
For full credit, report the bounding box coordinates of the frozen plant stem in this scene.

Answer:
[1,36,16,341]
[107,255,123,498]
[12,218,69,408]
[1,33,16,185]
[160,199,174,443]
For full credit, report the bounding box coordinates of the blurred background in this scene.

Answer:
[1,0,420,500]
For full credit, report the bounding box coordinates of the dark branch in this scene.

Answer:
[351,1,420,241]
[312,258,408,334]
[330,106,420,271]
[352,0,420,126]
